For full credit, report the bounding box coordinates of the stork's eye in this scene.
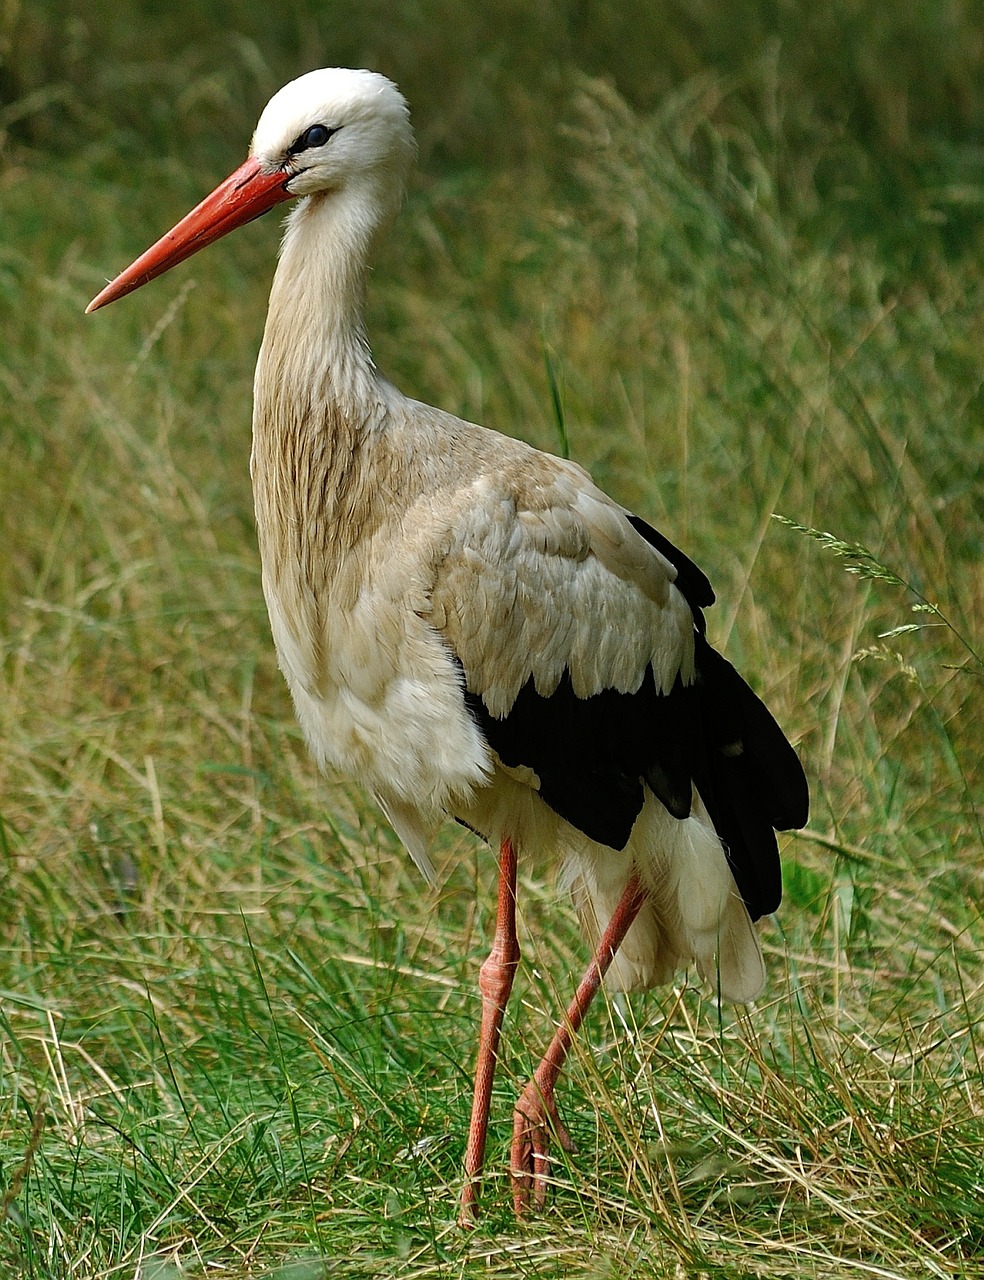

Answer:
[291,123,335,154]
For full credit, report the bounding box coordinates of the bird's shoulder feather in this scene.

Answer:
[410,425,695,719]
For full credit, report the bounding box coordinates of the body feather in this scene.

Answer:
[241,92,807,1003]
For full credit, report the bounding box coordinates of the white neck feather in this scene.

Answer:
[256,185,393,425]
[250,183,404,585]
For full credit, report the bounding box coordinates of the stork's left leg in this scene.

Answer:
[459,836,520,1225]
[511,873,647,1214]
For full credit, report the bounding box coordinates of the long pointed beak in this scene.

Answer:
[86,157,294,313]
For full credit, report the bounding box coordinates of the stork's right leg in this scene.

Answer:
[511,873,647,1214]
[459,836,520,1225]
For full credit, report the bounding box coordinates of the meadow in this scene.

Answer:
[1,3,982,1276]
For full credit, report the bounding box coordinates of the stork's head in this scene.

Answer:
[252,68,413,201]
[86,68,414,313]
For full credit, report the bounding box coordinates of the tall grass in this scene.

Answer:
[1,5,982,1277]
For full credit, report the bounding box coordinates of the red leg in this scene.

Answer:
[459,836,521,1225]
[511,873,647,1215]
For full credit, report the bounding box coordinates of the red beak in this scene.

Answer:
[86,157,294,313]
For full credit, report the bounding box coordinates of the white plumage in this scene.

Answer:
[87,67,808,1222]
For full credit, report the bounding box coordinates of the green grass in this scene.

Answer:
[2,5,983,1277]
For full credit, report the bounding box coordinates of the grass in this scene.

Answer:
[2,4,983,1277]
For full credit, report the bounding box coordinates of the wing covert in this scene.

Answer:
[427,466,695,719]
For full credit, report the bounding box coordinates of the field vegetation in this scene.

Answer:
[1,2,982,1276]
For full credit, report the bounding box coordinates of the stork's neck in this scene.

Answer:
[251,187,402,588]
[255,188,391,427]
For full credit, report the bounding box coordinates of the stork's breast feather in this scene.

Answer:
[426,470,694,720]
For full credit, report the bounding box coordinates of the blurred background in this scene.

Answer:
[0,2,980,171]
[6,0,984,246]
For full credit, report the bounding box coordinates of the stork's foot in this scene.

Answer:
[510,1076,576,1214]
[459,1175,480,1227]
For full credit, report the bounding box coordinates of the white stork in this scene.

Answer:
[87,68,808,1222]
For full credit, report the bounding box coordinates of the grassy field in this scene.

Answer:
[2,3,982,1277]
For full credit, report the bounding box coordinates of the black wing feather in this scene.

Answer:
[464,670,696,849]
[627,513,714,623]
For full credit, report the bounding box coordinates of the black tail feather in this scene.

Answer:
[693,633,809,919]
